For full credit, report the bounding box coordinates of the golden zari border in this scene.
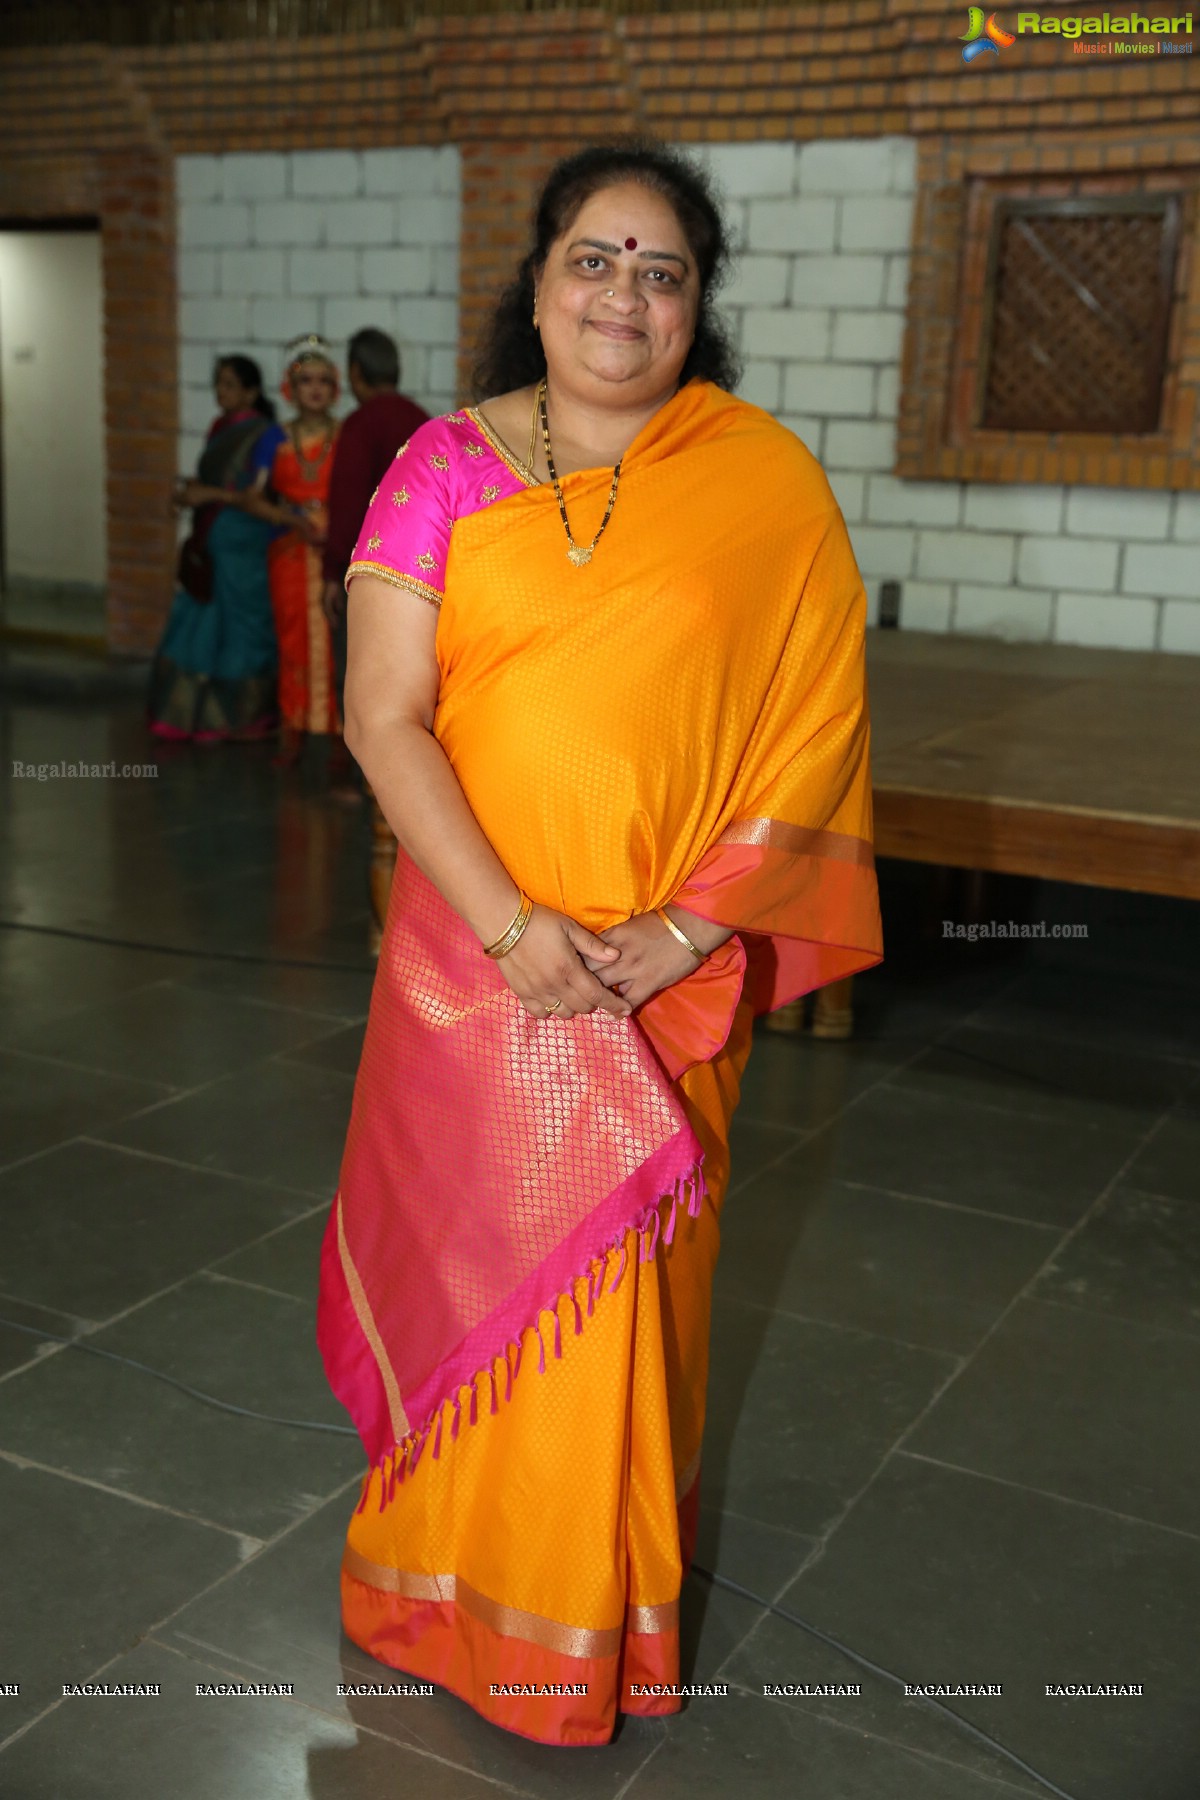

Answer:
[336,1197,409,1444]
[345,560,443,609]
[717,817,875,867]
[343,1547,624,1656]
[464,406,539,489]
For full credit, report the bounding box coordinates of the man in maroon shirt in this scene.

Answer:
[321,327,429,767]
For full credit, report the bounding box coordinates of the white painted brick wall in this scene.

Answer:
[173,136,1195,655]
[175,148,461,474]
[955,585,1053,642]
[708,134,1191,653]
[1056,592,1159,651]
[1161,602,1200,652]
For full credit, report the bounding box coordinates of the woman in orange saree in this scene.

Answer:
[317,145,882,1748]
[246,334,342,768]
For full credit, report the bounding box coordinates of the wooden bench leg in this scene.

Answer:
[763,997,807,1035]
[811,976,855,1041]
[367,789,398,958]
[762,977,856,1040]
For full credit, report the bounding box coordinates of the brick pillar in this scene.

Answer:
[99,149,177,657]
[458,140,571,393]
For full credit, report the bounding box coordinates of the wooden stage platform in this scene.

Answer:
[866,632,1200,902]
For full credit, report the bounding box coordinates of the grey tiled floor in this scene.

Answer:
[1,688,1197,1799]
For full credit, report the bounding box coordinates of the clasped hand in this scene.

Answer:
[497,906,701,1021]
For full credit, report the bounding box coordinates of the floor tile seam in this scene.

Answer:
[200,1270,310,1307]
[10,1296,360,1457]
[199,1200,329,1287]
[0,1123,124,1180]
[612,1734,668,1798]
[1106,1177,1200,1208]
[931,1106,1171,1355]
[142,1638,544,1797]
[164,977,366,1026]
[837,1113,1162,1501]
[0,1287,95,1331]
[898,1448,1200,1544]
[268,1046,357,1080]
[267,1696,545,1797]
[1019,1291,1200,1347]
[722,1679,1044,1795]
[790,1339,995,1565]
[5,1248,274,1358]
[929,1036,1199,1099]
[0,1697,66,1757]
[2,920,373,979]
[166,1627,321,1686]
[0,1038,182,1090]
[0,1447,262,1545]
[0,1341,72,1388]
[714,1285,965,1366]
[705,1599,773,1690]
[946,1009,1200,1072]
[737,1013,954,1144]
[117,972,366,1040]
[702,1501,816,1546]
[715,1286,970,1365]
[727,1109,811,1136]
[726,1131,822,1197]
[881,1068,1166,1131]
[776,1171,1066,1231]
[144,1472,364,1635]
[77,1132,332,1202]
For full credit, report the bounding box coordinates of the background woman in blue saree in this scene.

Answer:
[149,355,284,743]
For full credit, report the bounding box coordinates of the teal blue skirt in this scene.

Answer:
[148,506,279,739]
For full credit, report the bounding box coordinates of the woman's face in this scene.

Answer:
[292,362,337,415]
[536,180,700,404]
[214,365,256,414]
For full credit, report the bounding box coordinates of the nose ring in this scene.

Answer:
[606,289,614,297]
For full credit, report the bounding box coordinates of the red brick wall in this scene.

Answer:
[1,6,1197,652]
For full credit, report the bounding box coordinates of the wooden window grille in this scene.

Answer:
[979,197,1180,437]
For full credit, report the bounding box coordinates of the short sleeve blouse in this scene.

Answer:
[345,410,532,609]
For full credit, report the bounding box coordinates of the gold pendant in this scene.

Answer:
[567,544,593,567]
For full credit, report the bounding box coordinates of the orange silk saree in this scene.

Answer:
[318,380,882,1745]
[268,429,340,735]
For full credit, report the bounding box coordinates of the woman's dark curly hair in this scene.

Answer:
[471,140,741,400]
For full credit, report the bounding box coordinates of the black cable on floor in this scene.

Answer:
[689,1563,1087,1800]
[0,1316,357,1434]
[4,1315,1087,1799]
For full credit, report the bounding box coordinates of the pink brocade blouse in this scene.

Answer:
[345,409,533,610]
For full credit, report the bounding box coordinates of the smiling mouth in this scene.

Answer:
[588,321,645,340]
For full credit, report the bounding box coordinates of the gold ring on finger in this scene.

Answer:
[546,999,563,1014]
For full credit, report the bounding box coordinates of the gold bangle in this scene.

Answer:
[655,906,707,962]
[482,890,533,959]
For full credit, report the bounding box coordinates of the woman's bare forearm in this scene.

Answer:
[350,718,523,946]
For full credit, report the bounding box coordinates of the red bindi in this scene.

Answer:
[624,237,638,251]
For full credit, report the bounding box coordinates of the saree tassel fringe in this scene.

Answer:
[363,1161,705,1512]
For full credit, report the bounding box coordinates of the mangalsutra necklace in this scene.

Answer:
[536,380,622,568]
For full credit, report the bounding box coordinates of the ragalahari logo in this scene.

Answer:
[961,6,1018,57]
